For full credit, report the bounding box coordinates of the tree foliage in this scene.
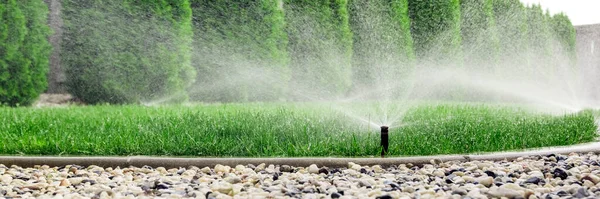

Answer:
[62,0,195,104]
[348,0,414,94]
[492,0,530,69]
[551,13,577,66]
[408,0,462,67]
[0,0,51,106]
[190,0,289,102]
[284,0,353,98]
[460,0,499,70]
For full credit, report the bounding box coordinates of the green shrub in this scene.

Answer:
[62,0,195,104]
[348,0,414,97]
[284,0,353,99]
[460,0,499,70]
[190,0,289,102]
[492,0,530,72]
[408,0,462,67]
[0,0,51,106]
[525,5,553,71]
[551,13,577,66]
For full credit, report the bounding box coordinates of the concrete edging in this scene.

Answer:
[1,142,600,168]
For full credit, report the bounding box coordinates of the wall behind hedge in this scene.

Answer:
[62,0,195,104]
[0,0,51,106]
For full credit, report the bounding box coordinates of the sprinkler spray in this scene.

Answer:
[380,126,389,158]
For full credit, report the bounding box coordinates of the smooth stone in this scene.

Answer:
[255,163,266,172]
[359,180,372,188]
[308,164,319,174]
[476,176,494,187]
[581,174,600,184]
[451,188,468,195]
[224,176,241,184]
[433,170,445,178]
[0,175,13,184]
[215,164,231,173]
[348,162,362,171]
[331,192,341,198]
[200,167,211,174]
[573,187,590,198]
[280,165,293,173]
[525,177,543,184]
[69,177,84,185]
[551,168,567,180]
[211,182,233,194]
[372,165,385,173]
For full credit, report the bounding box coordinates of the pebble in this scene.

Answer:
[1,153,600,198]
[308,164,319,174]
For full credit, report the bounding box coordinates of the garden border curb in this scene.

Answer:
[1,142,599,168]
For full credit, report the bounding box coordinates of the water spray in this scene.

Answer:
[380,126,389,158]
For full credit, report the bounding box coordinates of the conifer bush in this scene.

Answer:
[348,0,414,96]
[62,0,195,104]
[551,13,577,66]
[460,0,499,70]
[492,0,530,73]
[408,0,462,67]
[190,0,289,102]
[0,0,51,106]
[284,0,353,99]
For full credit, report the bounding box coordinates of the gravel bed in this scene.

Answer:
[2,153,600,198]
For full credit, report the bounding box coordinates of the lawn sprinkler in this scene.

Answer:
[380,126,389,158]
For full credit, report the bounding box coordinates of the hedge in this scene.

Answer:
[492,0,530,71]
[460,0,499,70]
[348,0,414,97]
[408,0,462,67]
[190,0,289,102]
[284,0,353,99]
[525,4,554,74]
[551,13,577,66]
[62,0,195,104]
[0,0,51,106]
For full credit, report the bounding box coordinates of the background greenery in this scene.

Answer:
[408,0,463,67]
[460,0,499,71]
[0,0,579,105]
[190,0,289,102]
[284,0,354,99]
[348,0,414,96]
[0,0,51,106]
[61,0,195,104]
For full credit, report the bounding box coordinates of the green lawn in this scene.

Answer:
[0,103,596,157]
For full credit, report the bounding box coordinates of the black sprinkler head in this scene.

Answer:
[380,126,389,158]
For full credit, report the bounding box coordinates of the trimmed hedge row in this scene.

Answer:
[61,0,195,104]
[493,0,530,70]
[551,13,577,66]
[284,0,353,98]
[460,0,499,70]
[525,4,554,71]
[0,0,51,106]
[408,0,463,67]
[190,0,289,102]
[34,0,579,104]
[348,0,414,95]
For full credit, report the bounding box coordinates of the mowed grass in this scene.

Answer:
[0,103,596,157]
